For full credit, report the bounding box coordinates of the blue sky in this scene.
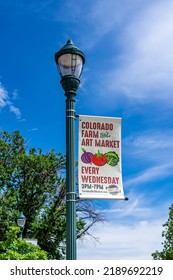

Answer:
[0,0,173,259]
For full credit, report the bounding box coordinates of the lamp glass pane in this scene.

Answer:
[58,54,83,78]
[73,55,83,77]
[17,218,26,227]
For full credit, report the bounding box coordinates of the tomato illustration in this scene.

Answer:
[92,150,107,166]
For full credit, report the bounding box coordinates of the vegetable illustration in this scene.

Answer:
[92,150,107,166]
[81,148,93,164]
[104,151,119,166]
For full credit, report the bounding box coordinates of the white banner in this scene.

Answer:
[78,115,125,200]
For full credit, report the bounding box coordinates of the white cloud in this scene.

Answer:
[98,192,171,222]
[125,163,173,189]
[124,131,173,154]
[78,218,164,260]
[85,0,126,38]
[9,105,21,119]
[28,128,39,132]
[12,89,18,100]
[123,130,173,183]
[0,82,22,119]
[105,0,173,102]
[72,0,173,107]
[78,194,170,259]
[0,83,9,108]
[133,131,173,153]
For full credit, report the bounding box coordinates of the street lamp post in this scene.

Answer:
[55,39,85,260]
[16,212,26,239]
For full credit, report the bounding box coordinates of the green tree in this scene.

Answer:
[0,130,103,259]
[0,226,48,260]
[152,204,173,260]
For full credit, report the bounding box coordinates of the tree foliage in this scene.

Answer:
[152,204,173,260]
[0,226,48,260]
[0,130,103,259]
